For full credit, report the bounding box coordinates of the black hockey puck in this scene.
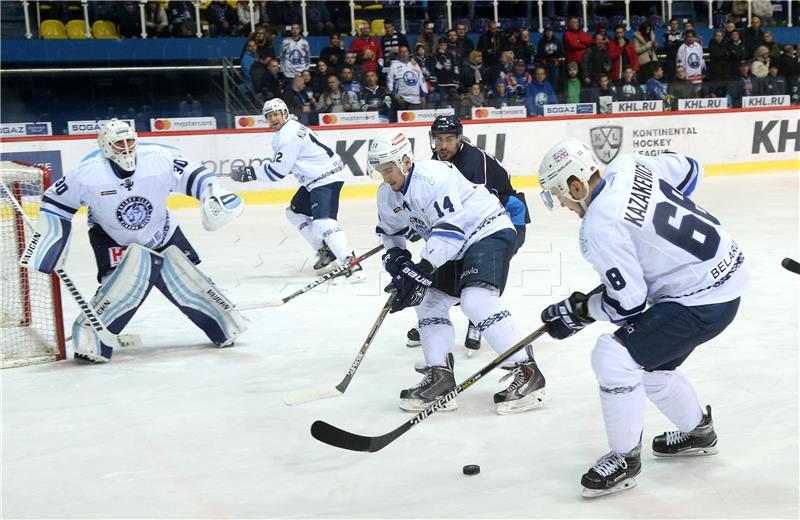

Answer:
[463,464,480,475]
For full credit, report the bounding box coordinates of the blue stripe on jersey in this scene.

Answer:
[185,166,206,197]
[676,156,698,193]
[400,165,414,195]
[431,230,466,241]
[193,173,214,199]
[432,222,465,234]
[682,157,700,196]
[42,195,78,215]
[264,164,286,181]
[602,289,646,319]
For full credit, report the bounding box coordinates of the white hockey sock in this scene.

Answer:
[312,218,350,262]
[460,286,528,365]
[285,207,322,251]
[591,334,646,454]
[643,369,703,432]
[416,289,458,367]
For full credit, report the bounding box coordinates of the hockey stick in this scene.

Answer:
[782,257,800,275]
[0,179,128,351]
[284,291,396,405]
[237,244,385,310]
[310,323,550,452]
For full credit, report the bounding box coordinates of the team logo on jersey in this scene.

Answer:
[403,71,419,86]
[688,52,700,68]
[116,196,153,230]
[589,125,623,164]
[289,49,304,65]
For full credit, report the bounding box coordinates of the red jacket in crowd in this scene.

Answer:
[349,36,383,74]
[563,28,593,66]
[607,38,640,80]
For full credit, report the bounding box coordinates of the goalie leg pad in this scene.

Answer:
[201,182,244,231]
[19,209,72,274]
[155,245,246,346]
[72,243,163,362]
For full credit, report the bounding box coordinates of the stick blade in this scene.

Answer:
[283,388,343,406]
[310,420,375,452]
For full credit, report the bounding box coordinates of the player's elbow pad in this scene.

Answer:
[19,210,72,274]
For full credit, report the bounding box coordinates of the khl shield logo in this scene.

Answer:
[589,126,623,164]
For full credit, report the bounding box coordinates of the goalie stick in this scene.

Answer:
[283,291,396,405]
[0,179,128,351]
[310,323,550,452]
[237,244,384,310]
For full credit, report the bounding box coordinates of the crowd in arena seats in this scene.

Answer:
[239,11,799,124]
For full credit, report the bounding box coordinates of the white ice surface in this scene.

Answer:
[2,172,798,519]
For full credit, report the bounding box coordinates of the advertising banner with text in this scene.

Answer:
[149,117,217,132]
[67,119,136,135]
[397,108,455,123]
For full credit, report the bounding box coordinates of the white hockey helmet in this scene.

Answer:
[98,118,137,171]
[367,129,414,179]
[538,138,600,210]
[262,98,289,127]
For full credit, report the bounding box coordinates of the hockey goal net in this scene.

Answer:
[0,161,66,367]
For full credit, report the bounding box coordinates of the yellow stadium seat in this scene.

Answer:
[227,0,238,7]
[370,19,385,36]
[40,19,67,39]
[66,19,88,39]
[92,20,118,39]
[354,18,368,32]
[199,0,212,9]
[364,3,383,10]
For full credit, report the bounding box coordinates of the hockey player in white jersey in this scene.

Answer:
[231,98,362,280]
[369,129,546,414]
[21,119,246,363]
[537,139,749,497]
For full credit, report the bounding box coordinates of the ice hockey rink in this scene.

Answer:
[2,170,798,519]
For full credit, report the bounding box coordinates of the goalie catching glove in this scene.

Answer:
[382,248,433,313]
[201,182,244,231]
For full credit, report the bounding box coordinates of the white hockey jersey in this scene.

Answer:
[676,42,705,85]
[582,152,749,324]
[387,59,428,104]
[279,36,310,78]
[377,160,513,268]
[256,119,347,189]
[41,144,214,249]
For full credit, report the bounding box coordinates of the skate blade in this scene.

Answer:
[74,352,109,364]
[581,477,638,498]
[495,388,547,415]
[400,399,458,412]
[406,339,422,348]
[653,445,719,457]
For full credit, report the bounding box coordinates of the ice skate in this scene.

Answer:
[406,327,421,347]
[493,347,546,414]
[313,243,336,274]
[464,321,481,356]
[653,405,719,457]
[400,353,457,412]
[581,442,642,498]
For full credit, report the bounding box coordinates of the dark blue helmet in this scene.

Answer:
[429,115,463,150]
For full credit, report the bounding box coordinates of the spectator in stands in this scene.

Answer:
[669,66,697,108]
[761,32,783,62]
[249,26,275,59]
[455,23,475,60]
[727,61,755,107]
[320,74,358,113]
[646,64,669,102]
[310,60,328,97]
[727,30,747,77]
[776,44,799,83]
[178,94,202,117]
[723,21,738,43]
[343,52,366,85]
[609,24,639,82]
[206,0,239,37]
[432,38,461,109]
[280,24,311,80]
[145,2,169,38]
[461,50,488,93]
[167,1,196,37]
[135,105,153,132]
[461,83,486,118]
[445,29,465,66]
[478,20,501,67]
[414,43,434,84]
[487,81,509,108]
[388,45,427,111]
[564,16,593,74]
[415,22,439,57]
[676,31,705,94]
[493,50,516,86]
[501,27,519,54]
[586,73,617,114]
[708,30,730,85]
[751,46,770,79]
[360,70,392,121]
[505,60,532,107]
[301,70,316,103]
[236,0,260,35]
[615,67,643,100]
[320,33,346,74]
[251,53,276,102]
[582,33,613,86]
[339,66,363,99]
[381,20,410,71]
[594,22,609,41]
[744,15,764,59]
[755,64,788,95]
[536,27,564,92]
[284,75,315,125]
[564,62,583,103]
[662,18,684,81]
[683,22,702,45]
[517,29,535,66]
[117,2,142,38]
[241,39,259,90]
[350,22,383,75]
[526,66,557,116]
[791,76,800,105]
[633,21,658,82]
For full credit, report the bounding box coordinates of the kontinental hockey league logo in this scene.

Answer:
[590,126,623,164]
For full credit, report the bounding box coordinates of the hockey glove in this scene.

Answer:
[230,165,257,183]
[382,247,412,276]
[384,258,433,313]
[541,291,595,340]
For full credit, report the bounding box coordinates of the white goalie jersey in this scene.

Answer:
[41,144,214,249]
[582,152,750,324]
[376,160,513,268]
[255,119,347,190]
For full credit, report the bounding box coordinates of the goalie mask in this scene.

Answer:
[367,130,414,180]
[98,118,137,172]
